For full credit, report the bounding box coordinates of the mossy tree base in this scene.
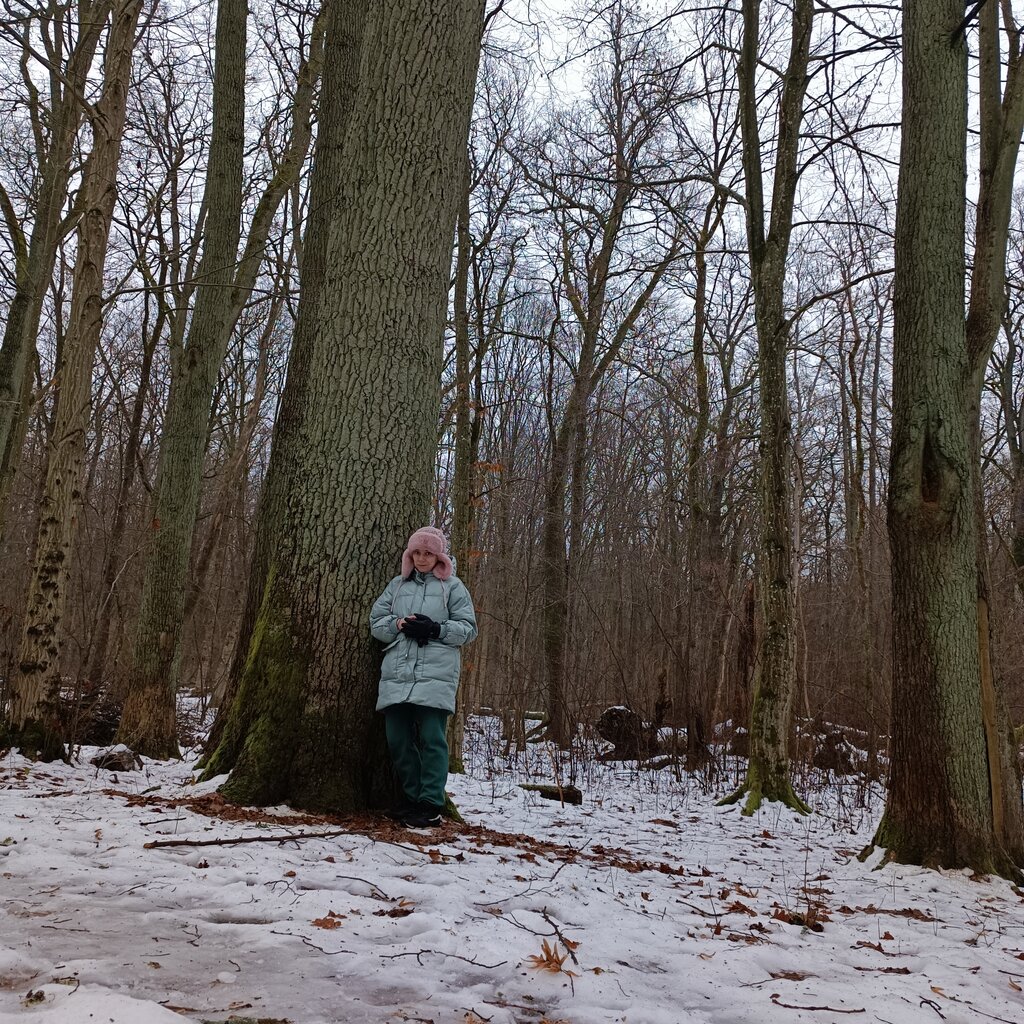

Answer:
[862,812,1023,883]
[718,760,811,816]
[443,793,464,824]
[3,716,65,762]
[201,569,397,814]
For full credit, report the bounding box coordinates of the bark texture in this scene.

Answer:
[0,0,113,541]
[7,0,144,758]
[206,0,486,811]
[720,0,813,815]
[874,0,1019,878]
[202,0,367,772]
[962,0,1024,867]
[117,0,248,757]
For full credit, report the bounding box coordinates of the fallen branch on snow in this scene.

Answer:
[143,829,350,849]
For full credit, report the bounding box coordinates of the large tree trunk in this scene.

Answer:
[872,0,1019,879]
[962,0,1024,867]
[117,0,248,757]
[203,0,486,811]
[6,0,144,758]
[720,0,813,815]
[201,0,367,773]
[0,0,113,541]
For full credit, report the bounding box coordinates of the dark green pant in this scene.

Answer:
[383,704,450,809]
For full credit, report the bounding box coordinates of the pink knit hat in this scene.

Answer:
[401,526,453,580]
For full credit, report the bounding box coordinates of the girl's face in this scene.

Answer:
[411,548,439,574]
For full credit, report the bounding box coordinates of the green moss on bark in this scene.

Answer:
[865,811,1022,882]
[718,758,811,816]
[214,571,308,806]
[6,716,65,762]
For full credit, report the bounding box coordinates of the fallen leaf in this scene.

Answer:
[526,939,577,977]
[312,910,346,930]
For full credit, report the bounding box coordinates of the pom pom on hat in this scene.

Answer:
[401,526,453,580]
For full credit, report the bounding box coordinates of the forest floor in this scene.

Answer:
[1,716,1023,1024]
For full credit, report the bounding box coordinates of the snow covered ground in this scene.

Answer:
[2,718,1023,1024]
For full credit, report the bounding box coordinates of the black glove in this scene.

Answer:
[402,614,442,644]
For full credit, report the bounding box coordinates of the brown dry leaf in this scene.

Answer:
[428,849,445,863]
[698,952,716,961]
[930,986,946,997]
[882,931,895,941]
[146,961,161,969]
[312,910,346,930]
[284,870,296,878]
[853,966,911,975]
[1009,979,1022,992]
[858,903,936,922]
[374,906,414,918]
[727,900,757,917]
[641,892,652,902]
[526,939,577,976]
[770,970,811,981]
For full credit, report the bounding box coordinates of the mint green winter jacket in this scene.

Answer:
[370,570,478,713]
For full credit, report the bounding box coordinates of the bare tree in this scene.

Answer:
[5,0,144,756]
[720,0,814,814]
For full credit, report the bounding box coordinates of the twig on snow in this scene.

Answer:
[380,949,507,969]
[333,875,391,900]
[769,994,864,1013]
[541,909,579,965]
[143,829,350,849]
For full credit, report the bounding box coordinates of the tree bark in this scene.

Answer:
[204,0,486,812]
[720,0,813,815]
[872,0,1019,879]
[0,0,114,542]
[117,0,249,757]
[201,0,367,773]
[962,0,1024,867]
[6,0,144,758]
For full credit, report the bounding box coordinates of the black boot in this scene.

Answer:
[402,802,443,828]
[383,800,418,822]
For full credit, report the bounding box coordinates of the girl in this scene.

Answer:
[370,526,477,827]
